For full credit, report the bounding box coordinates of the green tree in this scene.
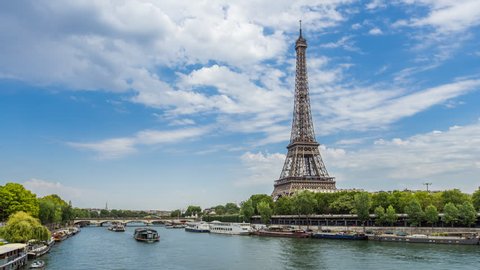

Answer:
[249,194,274,215]
[225,203,240,214]
[441,189,470,206]
[371,192,390,210]
[385,205,397,226]
[354,192,371,228]
[405,199,424,226]
[274,196,293,215]
[0,183,39,220]
[0,211,50,243]
[185,205,202,217]
[374,206,386,226]
[292,191,316,216]
[472,188,480,211]
[213,205,225,215]
[240,199,255,222]
[38,199,56,225]
[457,202,477,227]
[170,209,181,218]
[257,201,273,225]
[329,193,355,214]
[442,202,459,226]
[424,205,439,228]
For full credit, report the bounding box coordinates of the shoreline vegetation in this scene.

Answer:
[1,182,480,244]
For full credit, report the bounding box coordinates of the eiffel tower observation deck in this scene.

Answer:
[272,22,336,199]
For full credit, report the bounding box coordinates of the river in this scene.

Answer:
[41,225,479,270]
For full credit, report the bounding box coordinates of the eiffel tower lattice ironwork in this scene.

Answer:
[272,22,336,199]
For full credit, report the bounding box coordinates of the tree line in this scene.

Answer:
[237,189,480,226]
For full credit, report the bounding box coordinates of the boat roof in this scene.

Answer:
[0,243,27,254]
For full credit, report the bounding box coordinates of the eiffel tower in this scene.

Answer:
[272,22,336,199]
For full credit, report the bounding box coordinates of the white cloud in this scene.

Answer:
[322,121,480,191]
[368,27,383,35]
[23,178,85,200]
[366,0,386,10]
[68,127,209,159]
[234,152,286,187]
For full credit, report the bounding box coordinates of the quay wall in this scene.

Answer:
[294,225,480,234]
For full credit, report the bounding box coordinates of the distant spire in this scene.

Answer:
[299,20,302,37]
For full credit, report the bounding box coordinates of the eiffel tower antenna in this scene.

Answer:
[272,22,336,199]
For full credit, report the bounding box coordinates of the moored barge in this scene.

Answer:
[312,231,367,240]
[369,233,479,245]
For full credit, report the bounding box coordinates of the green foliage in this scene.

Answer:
[441,189,471,206]
[213,205,226,215]
[274,196,293,215]
[292,191,316,216]
[405,199,424,226]
[0,211,50,243]
[371,192,390,210]
[185,205,202,217]
[0,183,39,220]
[472,188,480,211]
[257,201,273,224]
[38,194,70,225]
[442,202,459,226]
[424,205,439,226]
[249,194,274,215]
[170,209,181,218]
[374,206,385,225]
[240,199,255,222]
[329,193,355,214]
[354,193,371,225]
[457,202,477,227]
[224,203,240,214]
[385,205,397,226]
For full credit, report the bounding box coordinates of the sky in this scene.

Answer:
[1,0,480,210]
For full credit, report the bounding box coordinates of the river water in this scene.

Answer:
[41,225,479,270]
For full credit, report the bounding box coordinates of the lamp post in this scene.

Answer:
[423,182,432,192]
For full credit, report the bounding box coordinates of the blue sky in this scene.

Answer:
[1,0,480,210]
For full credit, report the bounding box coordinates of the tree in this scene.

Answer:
[457,202,477,227]
[441,189,470,206]
[424,205,439,228]
[170,209,181,218]
[274,196,293,215]
[374,206,386,226]
[240,199,254,222]
[213,205,226,215]
[405,199,424,226]
[185,205,202,217]
[385,205,397,226]
[329,193,355,214]
[472,188,480,211]
[354,192,371,228]
[0,183,39,220]
[38,199,56,225]
[225,203,240,214]
[0,211,50,243]
[248,194,274,215]
[292,191,316,216]
[442,202,459,227]
[371,192,390,210]
[257,201,273,225]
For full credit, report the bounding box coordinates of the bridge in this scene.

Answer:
[73,217,195,227]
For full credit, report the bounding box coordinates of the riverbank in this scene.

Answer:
[292,225,480,235]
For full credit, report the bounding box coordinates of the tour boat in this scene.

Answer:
[185,222,210,233]
[134,228,160,243]
[26,240,51,259]
[254,226,311,238]
[311,231,367,240]
[368,233,479,245]
[108,224,126,232]
[0,243,28,270]
[208,221,253,235]
[29,260,45,269]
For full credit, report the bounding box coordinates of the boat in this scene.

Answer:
[26,240,51,259]
[30,260,45,269]
[185,222,210,233]
[133,228,160,243]
[368,232,479,245]
[108,224,126,232]
[208,221,253,235]
[254,226,310,238]
[52,230,68,242]
[312,231,367,240]
[0,243,28,270]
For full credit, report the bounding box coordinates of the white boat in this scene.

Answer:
[0,243,28,270]
[30,260,45,269]
[185,222,210,233]
[208,221,252,235]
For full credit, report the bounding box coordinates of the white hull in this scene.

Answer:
[209,221,252,235]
